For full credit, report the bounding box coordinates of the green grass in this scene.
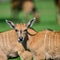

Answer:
[0,0,60,60]
[9,57,20,60]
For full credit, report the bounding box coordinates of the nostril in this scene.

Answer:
[18,37,23,42]
[20,38,23,41]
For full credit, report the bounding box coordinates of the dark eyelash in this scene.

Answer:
[15,29,18,32]
[24,29,27,32]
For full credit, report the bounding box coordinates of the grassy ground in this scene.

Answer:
[0,0,60,60]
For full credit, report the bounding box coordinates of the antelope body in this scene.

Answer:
[0,18,37,60]
[27,30,60,60]
[0,29,25,60]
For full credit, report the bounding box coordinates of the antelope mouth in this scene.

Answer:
[8,51,19,59]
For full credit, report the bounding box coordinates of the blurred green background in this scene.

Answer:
[0,0,60,60]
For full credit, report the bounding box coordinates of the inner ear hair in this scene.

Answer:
[27,17,36,28]
[11,25,15,29]
[6,20,15,29]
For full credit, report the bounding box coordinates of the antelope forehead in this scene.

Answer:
[15,24,27,31]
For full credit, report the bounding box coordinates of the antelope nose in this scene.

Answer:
[18,37,23,42]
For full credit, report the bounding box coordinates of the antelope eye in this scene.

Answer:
[24,29,27,32]
[15,29,18,32]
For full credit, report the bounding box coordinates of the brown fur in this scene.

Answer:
[0,24,37,60]
[27,30,60,60]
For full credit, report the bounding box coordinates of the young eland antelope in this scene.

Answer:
[0,18,37,60]
[27,30,60,60]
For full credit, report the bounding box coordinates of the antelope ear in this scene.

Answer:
[27,17,36,29]
[6,20,15,29]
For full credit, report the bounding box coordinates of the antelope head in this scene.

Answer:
[6,18,36,43]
